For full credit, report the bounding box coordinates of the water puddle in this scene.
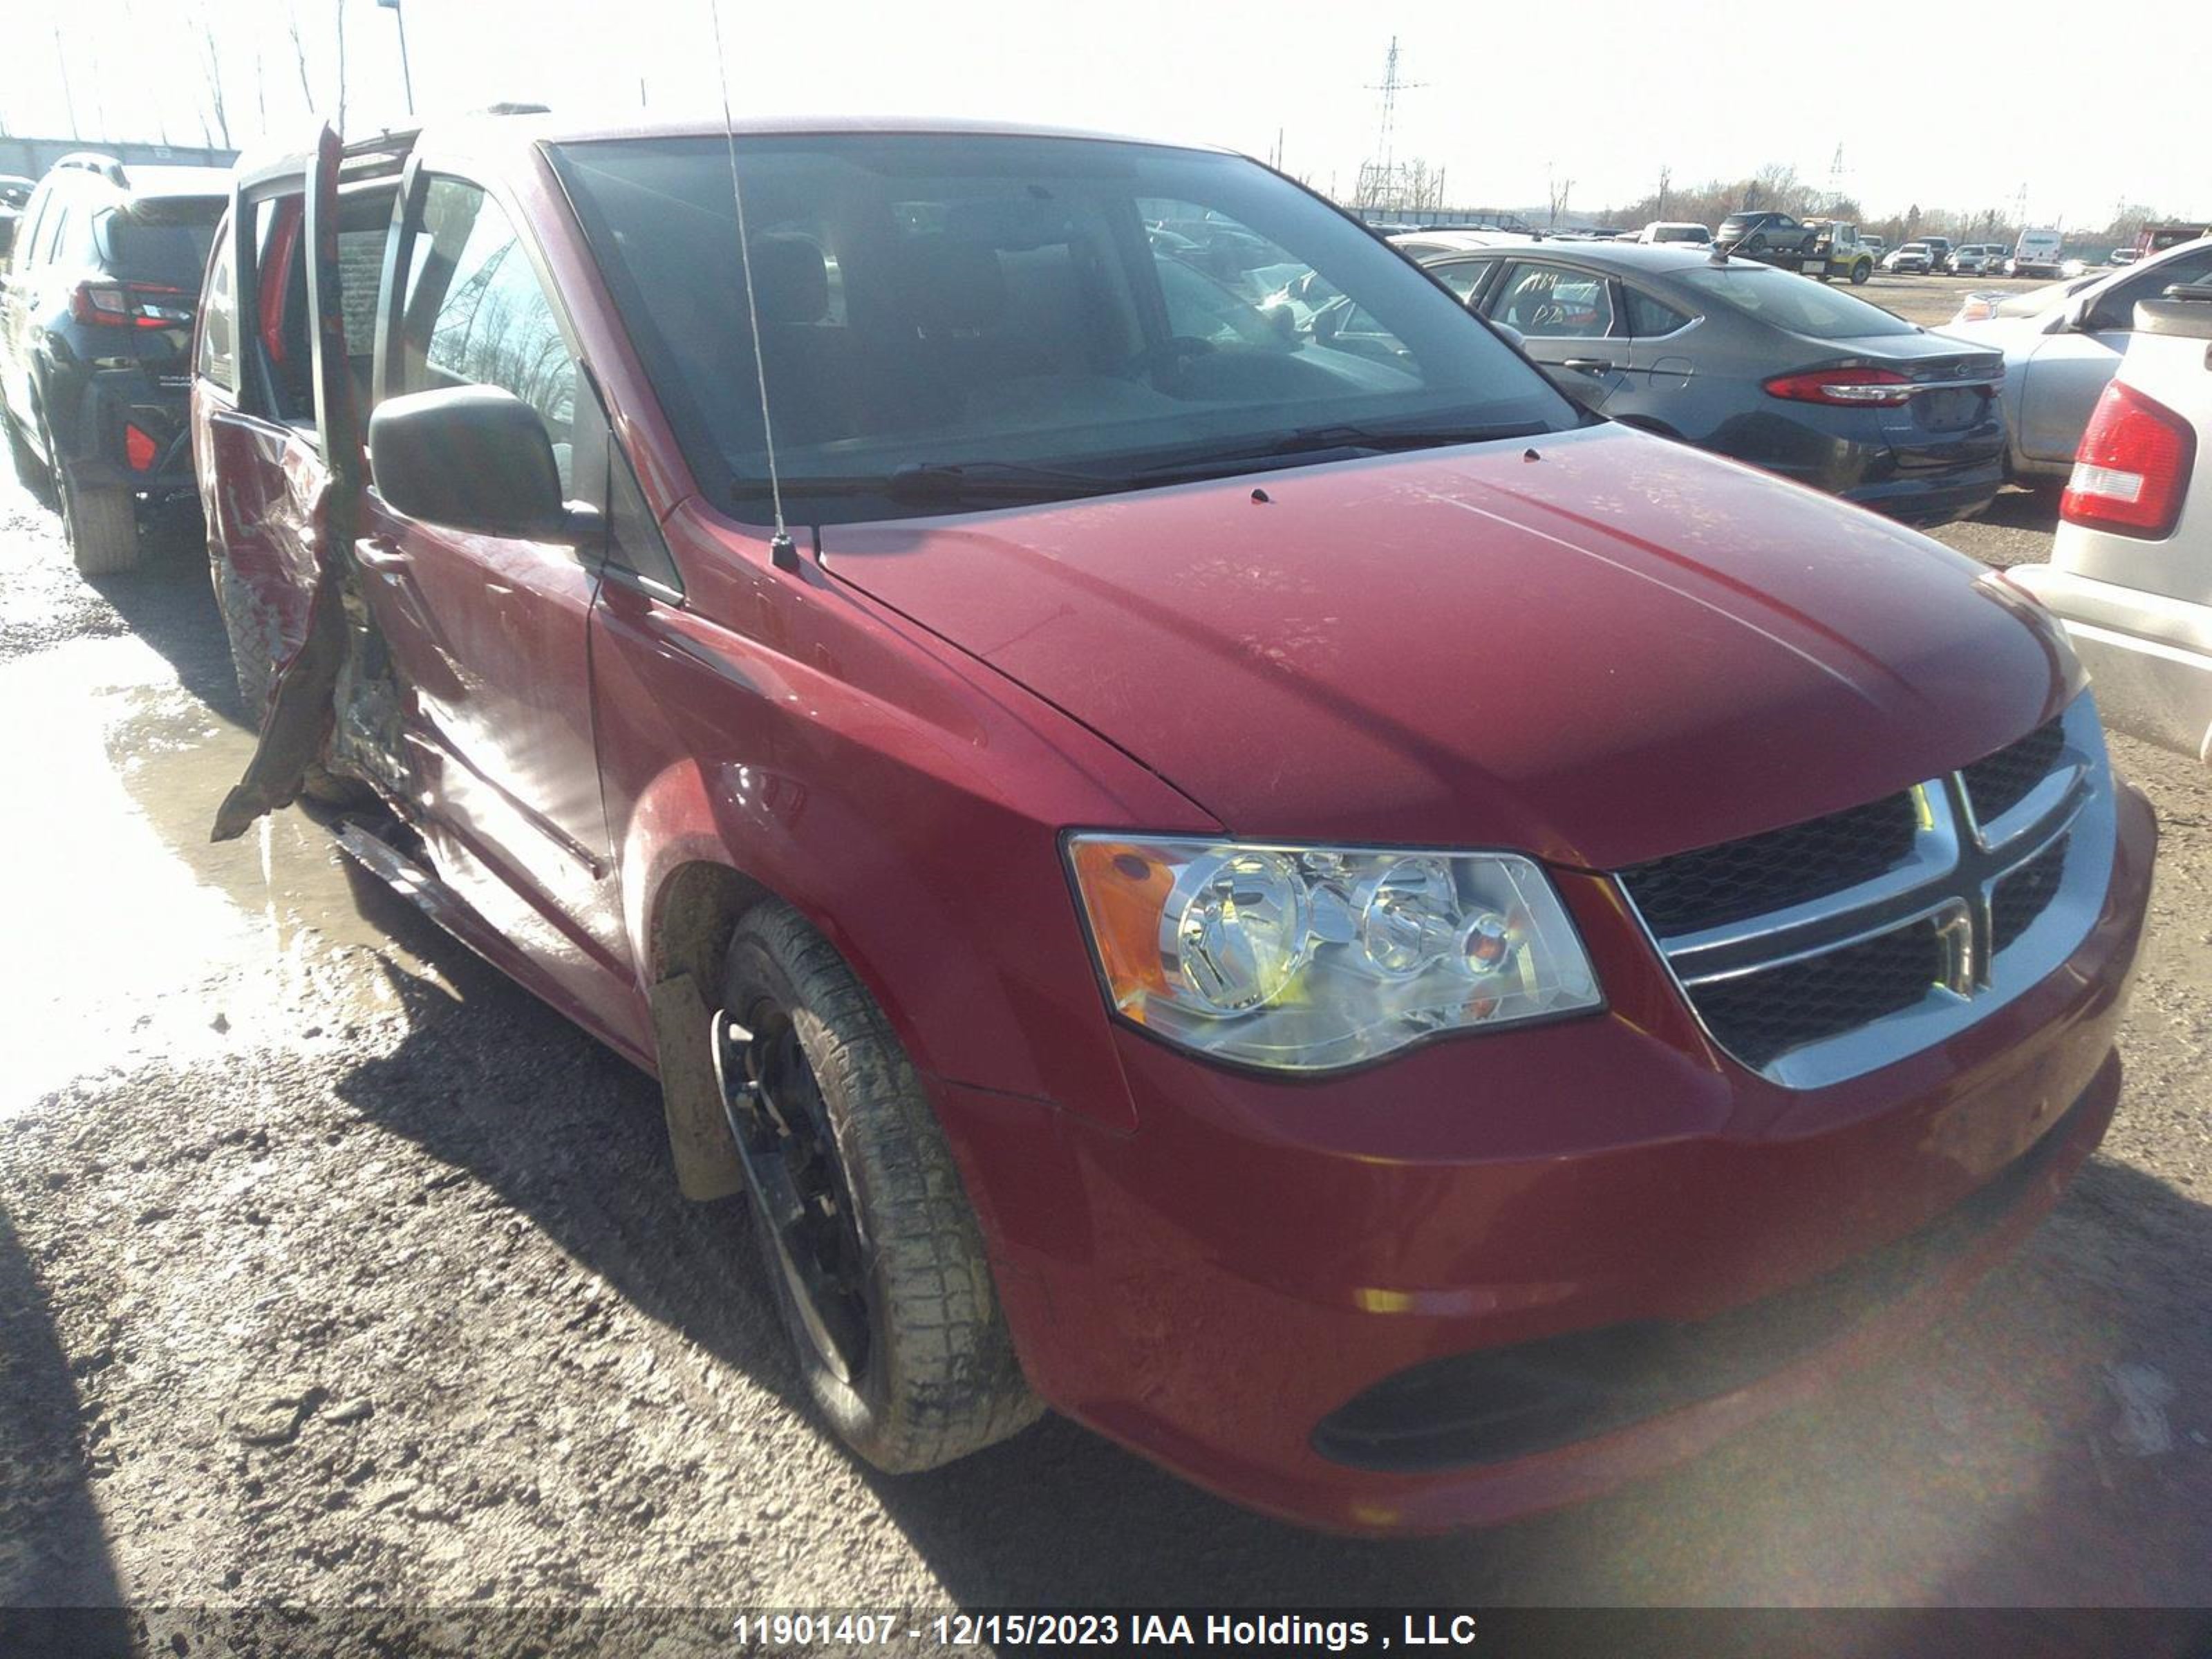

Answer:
[0,629,456,1112]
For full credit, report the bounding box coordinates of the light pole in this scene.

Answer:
[375,0,415,117]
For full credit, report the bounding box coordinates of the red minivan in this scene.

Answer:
[191,116,2154,1534]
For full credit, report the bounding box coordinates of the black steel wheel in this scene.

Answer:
[716,901,1041,1472]
[725,1002,874,1385]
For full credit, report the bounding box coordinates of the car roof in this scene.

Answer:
[1387,229,1541,256]
[1409,238,1769,276]
[43,160,227,205]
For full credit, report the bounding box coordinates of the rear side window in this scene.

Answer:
[398,178,577,483]
[197,220,238,391]
[1676,266,1913,339]
[1624,288,1691,337]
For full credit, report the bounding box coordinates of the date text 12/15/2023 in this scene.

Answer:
[729,1613,1480,1649]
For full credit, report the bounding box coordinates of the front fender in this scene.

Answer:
[594,532,1214,1134]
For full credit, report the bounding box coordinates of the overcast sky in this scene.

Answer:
[7,0,2200,227]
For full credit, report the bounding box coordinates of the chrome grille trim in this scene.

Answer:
[1619,695,2115,1089]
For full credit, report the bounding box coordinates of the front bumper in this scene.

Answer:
[933,780,2154,1534]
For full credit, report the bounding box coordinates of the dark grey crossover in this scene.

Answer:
[1,154,225,572]
[1400,238,2007,527]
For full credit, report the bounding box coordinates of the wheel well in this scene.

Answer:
[650,860,773,989]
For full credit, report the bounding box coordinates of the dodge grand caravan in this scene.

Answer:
[191,116,2154,1534]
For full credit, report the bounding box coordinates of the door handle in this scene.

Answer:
[354,537,407,572]
[1562,357,1616,372]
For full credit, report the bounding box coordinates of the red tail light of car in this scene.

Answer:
[1763,366,1915,407]
[71,279,194,330]
[2062,381,2196,539]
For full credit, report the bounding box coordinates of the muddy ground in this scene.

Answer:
[1,424,2209,1652]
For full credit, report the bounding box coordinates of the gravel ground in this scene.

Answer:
[1,407,2209,1653]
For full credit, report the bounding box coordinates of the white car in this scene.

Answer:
[1636,221,1712,246]
[2006,283,2212,760]
[1939,236,2212,480]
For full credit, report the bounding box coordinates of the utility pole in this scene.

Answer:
[54,27,80,138]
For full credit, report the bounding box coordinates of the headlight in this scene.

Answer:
[1065,836,1602,1071]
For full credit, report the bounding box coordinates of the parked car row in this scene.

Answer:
[1940,234,2212,484]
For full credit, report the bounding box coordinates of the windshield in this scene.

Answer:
[550,133,1575,523]
[97,205,221,286]
[1676,264,1918,339]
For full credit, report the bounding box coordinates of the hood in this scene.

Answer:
[821,426,2069,870]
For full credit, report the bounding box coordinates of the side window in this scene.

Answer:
[607,442,684,594]
[32,201,75,270]
[197,218,238,391]
[2102,246,2212,328]
[399,176,577,487]
[1624,288,1691,338]
[1432,260,1492,302]
[9,187,51,274]
[1490,262,1617,339]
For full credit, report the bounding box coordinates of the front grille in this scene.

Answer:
[1619,792,1919,937]
[1991,834,2068,953]
[1692,921,1947,1071]
[1619,700,2108,1087]
[1963,718,2064,825]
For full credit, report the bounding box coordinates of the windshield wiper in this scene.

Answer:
[1161,420,1554,469]
[882,460,1130,503]
[736,422,1559,513]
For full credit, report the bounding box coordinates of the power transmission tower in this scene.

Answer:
[1356,36,1426,211]
[1826,142,1846,211]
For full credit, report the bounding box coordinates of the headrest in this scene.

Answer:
[901,239,1006,335]
[749,233,829,324]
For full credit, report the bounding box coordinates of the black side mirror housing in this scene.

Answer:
[368,385,573,541]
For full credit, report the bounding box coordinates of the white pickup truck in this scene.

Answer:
[2008,283,2212,760]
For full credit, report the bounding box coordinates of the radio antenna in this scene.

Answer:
[707,0,798,571]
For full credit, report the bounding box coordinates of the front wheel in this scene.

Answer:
[718,902,1041,1472]
[1850,259,1872,285]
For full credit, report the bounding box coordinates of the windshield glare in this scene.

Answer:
[1676,264,1918,339]
[551,133,1575,523]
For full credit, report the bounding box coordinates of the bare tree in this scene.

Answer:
[1656,165,1671,219]
[288,10,316,113]
[1546,167,1573,229]
[196,19,234,147]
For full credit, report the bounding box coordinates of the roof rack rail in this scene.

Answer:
[54,152,128,187]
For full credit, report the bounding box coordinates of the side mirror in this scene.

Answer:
[368,385,578,541]
[2061,292,2103,333]
[1310,303,1345,341]
[1491,320,1526,352]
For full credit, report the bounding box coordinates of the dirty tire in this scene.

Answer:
[722,901,1042,1473]
[1851,259,1872,285]
[59,474,139,576]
